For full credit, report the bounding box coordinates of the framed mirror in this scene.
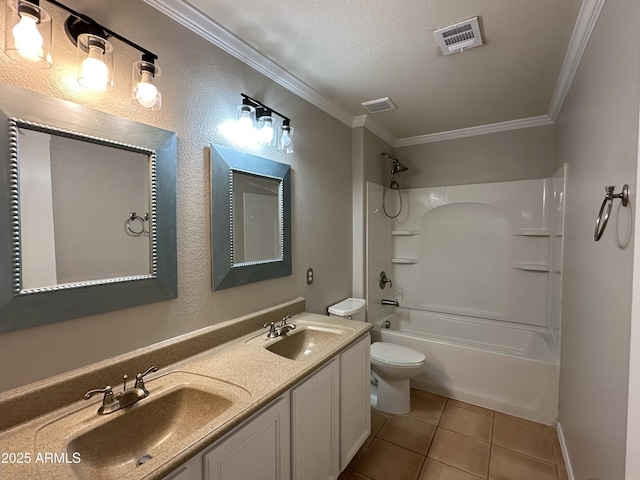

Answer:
[0,82,177,332]
[210,144,291,290]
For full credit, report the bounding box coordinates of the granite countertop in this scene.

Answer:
[0,298,372,480]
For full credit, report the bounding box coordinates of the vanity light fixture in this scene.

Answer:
[4,0,52,68]
[238,93,294,153]
[4,0,162,109]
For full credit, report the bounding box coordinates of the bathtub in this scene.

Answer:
[371,308,559,425]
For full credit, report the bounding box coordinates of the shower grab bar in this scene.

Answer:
[594,185,629,241]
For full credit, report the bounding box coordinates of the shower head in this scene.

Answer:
[391,159,409,174]
[383,153,409,175]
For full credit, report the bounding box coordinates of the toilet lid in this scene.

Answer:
[370,342,425,366]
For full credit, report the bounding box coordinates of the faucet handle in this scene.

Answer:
[264,322,278,337]
[276,315,292,327]
[84,386,116,406]
[134,366,158,395]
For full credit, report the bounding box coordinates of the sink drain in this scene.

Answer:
[136,454,153,467]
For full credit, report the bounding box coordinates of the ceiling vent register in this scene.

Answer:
[434,17,484,56]
[361,97,396,114]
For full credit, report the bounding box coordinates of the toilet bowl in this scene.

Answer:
[370,342,425,414]
[328,298,426,415]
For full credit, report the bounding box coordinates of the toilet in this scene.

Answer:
[328,298,426,415]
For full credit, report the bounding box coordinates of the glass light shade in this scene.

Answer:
[277,125,294,154]
[4,0,52,68]
[77,33,113,92]
[257,115,276,146]
[237,104,256,137]
[132,61,161,110]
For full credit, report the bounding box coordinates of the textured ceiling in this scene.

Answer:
[180,0,583,140]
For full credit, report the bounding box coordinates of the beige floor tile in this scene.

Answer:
[447,399,495,417]
[350,473,375,480]
[492,413,553,463]
[407,389,447,425]
[419,458,484,480]
[556,464,569,480]
[355,438,425,480]
[378,414,436,455]
[439,404,493,443]
[549,432,565,466]
[428,428,490,478]
[349,435,374,470]
[339,468,353,480]
[372,409,389,436]
[489,446,558,480]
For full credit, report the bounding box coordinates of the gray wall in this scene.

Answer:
[352,127,392,298]
[395,125,555,188]
[554,0,639,477]
[0,0,353,392]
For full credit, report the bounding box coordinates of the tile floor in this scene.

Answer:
[340,389,568,480]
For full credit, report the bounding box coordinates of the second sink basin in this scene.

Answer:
[265,326,347,360]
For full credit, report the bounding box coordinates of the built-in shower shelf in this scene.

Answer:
[392,257,420,264]
[512,263,549,272]
[512,229,550,237]
[392,230,420,236]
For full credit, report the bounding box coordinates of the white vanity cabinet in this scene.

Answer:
[339,334,371,470]
[202,395,291,480]
[162,333,370,480]
[163,453,203,480]
[291,358,340,480]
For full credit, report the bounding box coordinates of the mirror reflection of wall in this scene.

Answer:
[18,128,150,289]
[232,172,281,264]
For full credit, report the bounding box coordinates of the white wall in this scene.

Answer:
[553,0,640,477]
[0,0,353,392]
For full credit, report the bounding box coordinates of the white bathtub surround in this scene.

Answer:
[365,177,564,425]
[372,309,559,424]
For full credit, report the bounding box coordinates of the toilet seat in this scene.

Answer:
[370,342,425,367]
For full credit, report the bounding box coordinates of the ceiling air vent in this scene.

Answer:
[434,17,483,56]
[361,97,396,114]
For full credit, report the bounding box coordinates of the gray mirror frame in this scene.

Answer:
[0,82,177,333]
[210,144,291,290]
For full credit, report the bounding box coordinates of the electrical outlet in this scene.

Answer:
[306,267,313,285]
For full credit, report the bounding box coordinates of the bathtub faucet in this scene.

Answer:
[381,299,399,307]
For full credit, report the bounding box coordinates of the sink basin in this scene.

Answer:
[265,326,346,360]
[35,372,250,480]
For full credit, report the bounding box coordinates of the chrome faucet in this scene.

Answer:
[84,365,158,415]
[263,315,296,338]
[381,299,399,307]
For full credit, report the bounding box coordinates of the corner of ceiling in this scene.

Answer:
[144,0,604,147]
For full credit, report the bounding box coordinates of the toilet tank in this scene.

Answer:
[328,298,366,321]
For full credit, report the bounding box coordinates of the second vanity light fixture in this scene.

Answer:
[4,0,162,110]
[238,93,294,154]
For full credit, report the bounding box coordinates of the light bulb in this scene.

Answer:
[12,14,43,62]
[280,129,291,147]
[135,70,158,108]
[79,45,109,91]
[258,117,275,144]
[238,111,255,135]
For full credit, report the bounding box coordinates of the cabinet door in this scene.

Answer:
[163,452,202,480]
[340,334,371,470]
[203,395,290,480]
[291,358,340,480]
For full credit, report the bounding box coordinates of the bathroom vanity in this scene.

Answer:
[0,298,371,480]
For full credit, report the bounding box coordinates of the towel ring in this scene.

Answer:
[125,212,149,236]
[594,185,629,241]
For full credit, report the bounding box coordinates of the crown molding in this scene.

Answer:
[143,0,355,127]
[548,0,606,120]
[394,115,554,147]
[145,0,603,146]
